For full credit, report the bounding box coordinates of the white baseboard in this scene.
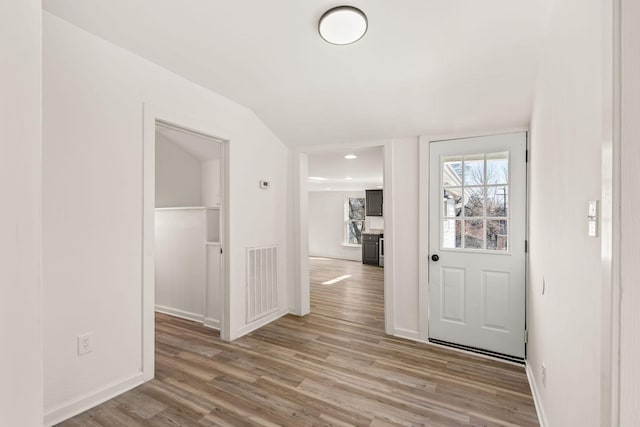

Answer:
[43,372,144,426]
[155,305,203,323]
[309,253,362,262]
[393,327,421,341]
[203,317,220,330]
[235,308,289,339]
[525,361,548,427]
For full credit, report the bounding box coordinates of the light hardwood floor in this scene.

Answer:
[58,257,538,426]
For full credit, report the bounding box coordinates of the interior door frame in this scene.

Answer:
[141,103,230,381]
[291,140,394,335]
[418,128,529,344]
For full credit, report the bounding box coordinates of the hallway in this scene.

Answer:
[58,258,538,426]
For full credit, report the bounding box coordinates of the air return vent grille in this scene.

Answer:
[246,245,279,323]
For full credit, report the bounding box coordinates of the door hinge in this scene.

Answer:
[526,149,529,163]
[525,240,528,253]
[524,330,529,344]
[220,248,223,255]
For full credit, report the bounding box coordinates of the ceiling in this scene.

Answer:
[156,125,221,161]
[43,1,553,147]
[307,147,383,192]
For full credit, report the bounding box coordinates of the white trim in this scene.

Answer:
[290,151,310,316]
[153,308,220,330]
[526,362,548,427]
[418,140,430,341]
[142,103,231,382]
[155,305,203,323]
[393,327,420,341]
[340,243,362,248]
[382,142,393,335]
[418,128,529,345]
[154,206,209,211]
[43,373,144,427]
[203,317,221,330]
[600,0,621,425]
[236,308,289,338]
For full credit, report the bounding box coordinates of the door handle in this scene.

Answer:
[431,254,439,262]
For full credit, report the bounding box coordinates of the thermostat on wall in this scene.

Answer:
[259,180,270,189]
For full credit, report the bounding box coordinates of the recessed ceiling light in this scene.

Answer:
[319,6,368,46]
[345,177,353,180]
[344,154,357,159]
[308,176,328,181]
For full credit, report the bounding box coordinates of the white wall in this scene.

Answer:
[527,0,604,425]
[388,138,420,339]
[0,1,42,426]
[155,133,203,207]
[154,209,207,320]
[43,12,289,423]
[202,159,221,207]
[308,191,364,261]
[619,0,640,422]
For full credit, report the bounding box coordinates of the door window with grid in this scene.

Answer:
[441,152,510,252]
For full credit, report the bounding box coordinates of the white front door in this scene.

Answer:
[428,132,527,359]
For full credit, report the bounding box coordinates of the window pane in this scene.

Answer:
[464,154,484,185]
[464,219,484,249]
[442,187,463,217]
[486,151,509,185]
[349,198,365,220]
[442,219,462,249]
[486,186,508,217]
[347,220,364,244]
[487,220,508,251]
[443,156,463,187]
[463,187,484,217]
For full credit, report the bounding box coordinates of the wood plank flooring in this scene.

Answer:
[58,257,539,426]
[309,257,385,330]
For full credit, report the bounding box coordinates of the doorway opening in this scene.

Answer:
[305,146,386,330]
[154,121,223,329]
[142,105,229,381]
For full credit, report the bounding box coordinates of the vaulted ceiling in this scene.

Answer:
[43,1,553,147]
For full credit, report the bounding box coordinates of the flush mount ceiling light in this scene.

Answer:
[344,154,358,159]
[319,6,368,45]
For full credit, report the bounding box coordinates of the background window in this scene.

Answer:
[345,197,365,245]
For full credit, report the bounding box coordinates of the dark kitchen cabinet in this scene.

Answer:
[365,189,383,216]
[362,234,379,265]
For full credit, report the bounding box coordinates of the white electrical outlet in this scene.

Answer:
[541,363,547,388]
[78,333,93,356]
